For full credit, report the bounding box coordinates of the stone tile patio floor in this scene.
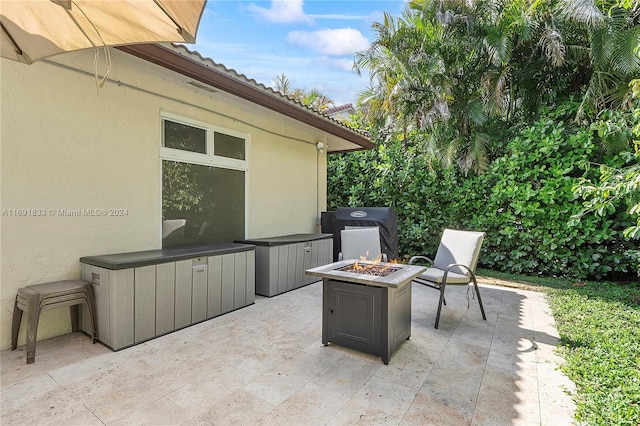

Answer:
[1,279,576,425]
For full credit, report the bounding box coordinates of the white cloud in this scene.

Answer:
[286,28,369,56]
[246,0,314,24]
[319,56,356,72]
[308,13,371,20]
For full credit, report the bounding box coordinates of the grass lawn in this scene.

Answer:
[477,269,640,426]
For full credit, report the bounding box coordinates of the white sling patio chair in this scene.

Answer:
[409,228,486,329]
[339,227,387,261]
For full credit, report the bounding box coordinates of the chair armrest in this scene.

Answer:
[408,256,433,266]
[443,263,477,280]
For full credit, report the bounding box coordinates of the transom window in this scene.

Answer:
[161,113,247,169]
[163,120,206,154]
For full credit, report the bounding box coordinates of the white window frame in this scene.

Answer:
[160,112,249,171]
[159,112,250,246]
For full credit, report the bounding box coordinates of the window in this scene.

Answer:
[160,114,247,248]
[163,120,206,154]
[214,131,245,160]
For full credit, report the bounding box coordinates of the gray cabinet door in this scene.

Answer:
[207,256,222,318]
[134,265,156,343]
[246,251,255,304]
[285,244,298,292]
[156,263,176,335]
[321,238,332,265]
[234,251,247,309]
[323,279,382,356]
[175,260,192,329]
[265,246,279,296]
[221,253,235,313]
[303,243,313,285]
[110,269,135,350]
[276,246,288,295]
[192,260,208,323]
[306,239,332,285]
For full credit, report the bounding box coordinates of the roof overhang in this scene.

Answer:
[117,43,373,152]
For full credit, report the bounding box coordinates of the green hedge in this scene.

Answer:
[328,102,637,280]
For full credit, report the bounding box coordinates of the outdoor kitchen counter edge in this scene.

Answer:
[235,233,333,246]
[306,260,427,289]
[80,243,256,270]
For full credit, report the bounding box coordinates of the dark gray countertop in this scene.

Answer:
[236,233,333,246]
[80,243,255,270]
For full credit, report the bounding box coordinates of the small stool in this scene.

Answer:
[11,280,97,364]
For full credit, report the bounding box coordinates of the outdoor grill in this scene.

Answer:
[321,207,399,261]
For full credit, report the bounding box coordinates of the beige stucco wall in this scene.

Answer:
[0,49,330,350]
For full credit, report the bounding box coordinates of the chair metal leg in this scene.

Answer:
[472,277,486,320]
[11,297,23,350]
[70,305,80,332]
[25,294,42,364]
[434,284,446,329]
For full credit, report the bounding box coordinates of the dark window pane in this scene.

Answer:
[214,132,245,160]
[164,120,206,154]
[162,160,245,247]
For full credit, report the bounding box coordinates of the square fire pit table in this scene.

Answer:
[306,260,426,364]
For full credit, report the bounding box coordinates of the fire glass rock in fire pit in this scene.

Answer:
[337,262,400,277]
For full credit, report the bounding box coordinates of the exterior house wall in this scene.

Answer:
[0,49,328,350]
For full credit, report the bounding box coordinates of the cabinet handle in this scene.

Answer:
[329,309,334,314]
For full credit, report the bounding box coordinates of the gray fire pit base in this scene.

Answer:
[321,278,411,364]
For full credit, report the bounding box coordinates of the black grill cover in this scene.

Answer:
[322,207,399,261]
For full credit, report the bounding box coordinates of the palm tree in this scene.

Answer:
[354,12,409,138]
[354,0,638,171]
[355,3,492,172]
[272,73,334,112]
[272,73,291,96]
[557,0,640,118]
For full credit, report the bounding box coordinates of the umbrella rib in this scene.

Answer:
[153,0,183,35]
[1,22,23,56]
[67,0,103,48]
[64,1,112,88]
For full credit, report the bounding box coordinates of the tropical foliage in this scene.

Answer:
[571,79,640,241]
[354,0,638,155]
[329,99,637,279]
[328,0,639,280]
[272,73,335,112]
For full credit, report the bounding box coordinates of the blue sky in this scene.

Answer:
[190,0,406,106]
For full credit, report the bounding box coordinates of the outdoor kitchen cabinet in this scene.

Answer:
[79,243,255,350]
[236,233,332,297]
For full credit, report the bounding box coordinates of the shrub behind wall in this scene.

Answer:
[328,102,637,280]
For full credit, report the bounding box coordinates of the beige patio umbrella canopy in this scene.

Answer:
[0,0,207,64]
